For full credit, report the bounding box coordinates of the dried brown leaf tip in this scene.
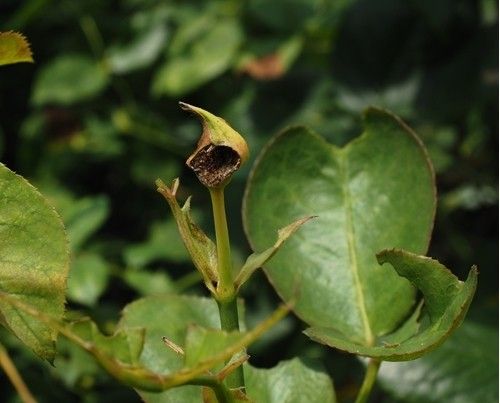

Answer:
[180,102,249,189]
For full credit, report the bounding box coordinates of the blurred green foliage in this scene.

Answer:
[0,0,497,402]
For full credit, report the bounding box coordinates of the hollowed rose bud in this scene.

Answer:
[180,102,249,189]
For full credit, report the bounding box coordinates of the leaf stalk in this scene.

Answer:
[209,186,245,390]
[210,187,235,301]
[355,358,381,403]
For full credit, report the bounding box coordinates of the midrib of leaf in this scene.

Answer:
[338,150,373,346]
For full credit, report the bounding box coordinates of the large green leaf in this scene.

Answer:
[378,320,498,402]
[305,250,477,360]
[243,108,436,345]
[0,163,69,361]
[245,358,336,402]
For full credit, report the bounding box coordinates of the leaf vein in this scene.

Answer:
[339,151,373,345]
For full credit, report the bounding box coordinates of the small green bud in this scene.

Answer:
[180,102,249,189]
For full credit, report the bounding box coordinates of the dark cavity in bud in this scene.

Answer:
[187,144,241,188]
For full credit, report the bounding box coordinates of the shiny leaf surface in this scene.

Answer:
[244,108,436,345]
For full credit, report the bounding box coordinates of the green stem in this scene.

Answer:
[210,187,234,300]
[209,187,245,390]
[355,359,381,403]
[188,376,235,403]
[0,343,37,403]
[217,299,244,388]
[217,299,240,333]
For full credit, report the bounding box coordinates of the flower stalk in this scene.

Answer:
[182,102,250,391]
[210,186,245,389]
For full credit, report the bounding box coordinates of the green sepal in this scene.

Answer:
[156,178,218,293]
[181,102,249,189]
